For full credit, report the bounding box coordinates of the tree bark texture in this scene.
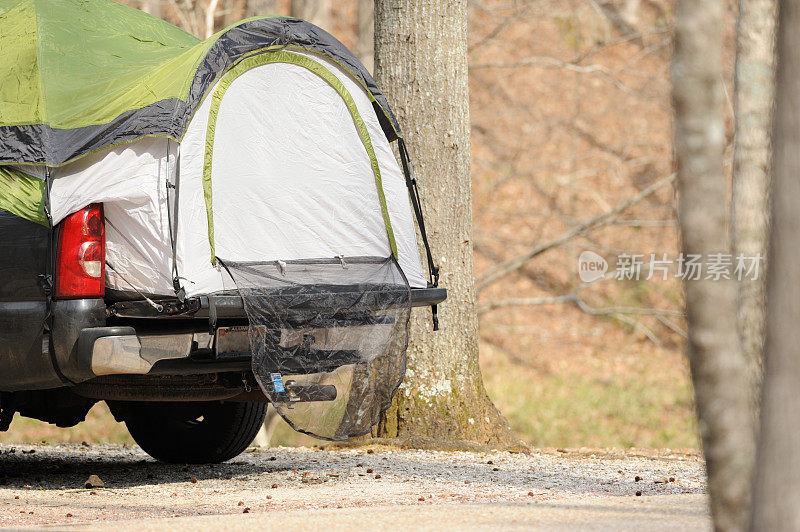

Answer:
[372,0,519,448]
[732,0,777,420]
[751,1,800,529]
[673,0,756,530]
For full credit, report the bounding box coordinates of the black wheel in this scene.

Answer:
[118,401,267,464]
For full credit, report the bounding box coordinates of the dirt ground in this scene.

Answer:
[0,443,708,530]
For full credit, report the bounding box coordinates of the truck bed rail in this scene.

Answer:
[108,287,447,320]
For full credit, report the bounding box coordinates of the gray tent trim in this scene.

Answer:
[188,18,401,141]
[0,99,183,167]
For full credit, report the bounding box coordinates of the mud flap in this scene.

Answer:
[220,257,410,440]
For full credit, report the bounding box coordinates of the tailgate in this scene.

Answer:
[107,287,447,319]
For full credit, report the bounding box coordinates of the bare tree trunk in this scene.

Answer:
[291,0,331,29]
[372,0,519,448]
[673,0,756,530]
[732,0,777,420]
[205,0,220,37]
[355,0,374,73]
[246,0,278,17]
[751,1,800,528]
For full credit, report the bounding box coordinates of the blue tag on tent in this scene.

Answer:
[270,372,285,393]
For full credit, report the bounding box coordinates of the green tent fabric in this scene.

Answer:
[0,0,200,129]
[0,0,401,166]
[0,166,47,225]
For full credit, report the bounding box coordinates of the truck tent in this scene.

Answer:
[0,0,439,440]
[0,0,428,294]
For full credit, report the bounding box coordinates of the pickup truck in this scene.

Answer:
[0,204,445,463]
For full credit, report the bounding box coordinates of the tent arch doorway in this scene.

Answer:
[201,50,398,267]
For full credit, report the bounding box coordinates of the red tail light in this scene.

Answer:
[56,203,105,298]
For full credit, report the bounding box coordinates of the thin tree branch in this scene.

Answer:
[478,291,684,318]
[606,219,678,227]
[571,25,672,63]
[478,290,682,347]
[478,294,576,314]
[656,315,689,338]
[573,297,684,318]
[468,3,533,53]
[475,173,676,293]
[611,311,662,346]
[469,56,634,93]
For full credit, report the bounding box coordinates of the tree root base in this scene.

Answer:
[328,435,530,453]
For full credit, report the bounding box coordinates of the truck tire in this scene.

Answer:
[121,401,267,463]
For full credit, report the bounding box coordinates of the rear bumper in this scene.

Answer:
[75,326,225,378]
[75,286,446,380]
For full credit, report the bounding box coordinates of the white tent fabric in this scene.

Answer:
[176,52,425,295]
[48,138,177,295]
[43,52,426,296]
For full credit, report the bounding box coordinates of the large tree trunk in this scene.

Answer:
[290,0,331,29]
[354,0,374,73]
[372,0,518,448]
[751,1,800,528]
[673,0,756,530]
[731,0,777,420]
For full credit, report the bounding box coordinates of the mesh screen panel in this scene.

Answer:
[221,257,410,440]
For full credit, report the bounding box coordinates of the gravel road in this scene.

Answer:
[0,443,708,530]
